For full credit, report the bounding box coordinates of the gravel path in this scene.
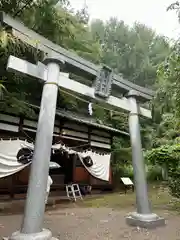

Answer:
[1,208,180,240]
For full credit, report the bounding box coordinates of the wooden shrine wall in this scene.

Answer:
[0,113,60,137]
[62,122,112,150]
[0,112,113,194]
[0,112,112,150]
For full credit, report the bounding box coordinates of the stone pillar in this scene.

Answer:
[126,90,165,229]
[9,56,64,240]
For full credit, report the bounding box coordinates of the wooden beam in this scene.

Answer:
[7,55,152,119]
[0,12,154,101]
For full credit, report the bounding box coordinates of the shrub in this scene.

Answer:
[145,144,180,197]
[145,144,180,168]
[168,169,180,198]
[111,164,134,187]
[123,165,134,179]
[146,165,163,182]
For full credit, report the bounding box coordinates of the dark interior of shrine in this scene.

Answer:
[50,150,74,185]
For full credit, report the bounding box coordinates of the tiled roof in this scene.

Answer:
[56,109,129,136]
[28,103,129,136]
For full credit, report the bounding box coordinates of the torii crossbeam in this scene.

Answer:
[1,12,165,240]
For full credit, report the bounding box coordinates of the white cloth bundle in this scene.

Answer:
[53,144,111,181]
[0,139,32,178]
[80,151,111,181]
[0,140,111,181]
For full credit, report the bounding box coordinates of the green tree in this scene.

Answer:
[0,0,102,115]
[143,3,180,195]
[90,18,170,87]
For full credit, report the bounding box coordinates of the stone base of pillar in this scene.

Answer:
[126,212,166,229]
[5,229,58,240]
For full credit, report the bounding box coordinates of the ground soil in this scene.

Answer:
[1,207,180,240]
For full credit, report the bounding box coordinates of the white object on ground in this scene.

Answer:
[121,177,133,185]
[45,175,53,204]
[66,184,82,202]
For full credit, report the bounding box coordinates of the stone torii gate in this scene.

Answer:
[1,12,165,240]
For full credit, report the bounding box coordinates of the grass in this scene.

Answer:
[81,185,180,212]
